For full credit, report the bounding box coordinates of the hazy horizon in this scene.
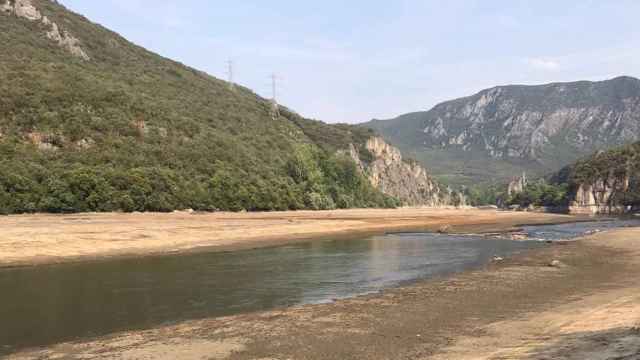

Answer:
[60,0,640,123]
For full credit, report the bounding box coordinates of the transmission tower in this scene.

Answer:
[226,60,235,91]
[270,73,280,120]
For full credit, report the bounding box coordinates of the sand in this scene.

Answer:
[0,208,572,268]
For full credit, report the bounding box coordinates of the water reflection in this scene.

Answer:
[2,220,636,353]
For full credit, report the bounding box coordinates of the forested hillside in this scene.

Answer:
[0,0,404,214]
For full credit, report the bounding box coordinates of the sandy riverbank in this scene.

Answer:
[5,214,640,359]
[0,208,572,268]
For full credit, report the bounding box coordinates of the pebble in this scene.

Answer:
[438,225,452,234]
[549,260,564,268]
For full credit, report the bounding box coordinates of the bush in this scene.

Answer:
[507,181,568,208]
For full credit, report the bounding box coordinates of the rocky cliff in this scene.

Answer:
[364,76,640,186]
[570,175,630,215]
[347,137,464,207]
[560,142,640,215]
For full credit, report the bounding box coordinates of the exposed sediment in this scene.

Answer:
[0,209,569,268]
[8,221,640,359]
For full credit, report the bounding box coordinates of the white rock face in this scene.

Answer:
[2,0,40,19]
[570,175,629,215]
[507,172,527,197]
[1,0,13,13]
[415,78,640,166]
[347,137,464,207]
[46,22,90,60]
[2,0,90,60]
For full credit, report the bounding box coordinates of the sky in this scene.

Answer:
[60,0,639,123]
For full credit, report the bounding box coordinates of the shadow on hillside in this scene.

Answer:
[525,326,640,359]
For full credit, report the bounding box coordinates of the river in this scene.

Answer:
[1,218,638,354]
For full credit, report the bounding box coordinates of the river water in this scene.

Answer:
[1,219,638,353]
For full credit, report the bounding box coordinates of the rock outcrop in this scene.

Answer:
[508,172,527,196]
[560,141,640,215]
[348,137,463,207]
[570,175,630,215]
[2,0,89,60]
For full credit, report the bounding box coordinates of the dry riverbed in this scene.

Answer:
[4,210,640,359]
[0,208,571,267]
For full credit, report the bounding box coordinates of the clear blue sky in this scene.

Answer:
[61,0,639,123]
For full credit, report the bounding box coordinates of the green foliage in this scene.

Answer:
[463,184,501,206]
[0,4,397,214]
[565,142,640,207]
[506,180,568,208]
[284,145,398,210]
[570,143,640,185]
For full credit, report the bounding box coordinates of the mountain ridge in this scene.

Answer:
[363,76,640,187]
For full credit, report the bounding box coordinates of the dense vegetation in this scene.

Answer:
[0,1,398,214]
[461,184,500,207]
[494,142,640,211]
[457,180,568,209]
[503,181,568,209]
[561,142,640,207]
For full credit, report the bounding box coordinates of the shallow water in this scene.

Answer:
[0,219,637,353]
[521,218,640,241]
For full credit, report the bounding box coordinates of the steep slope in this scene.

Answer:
[0,0,451,213]
[364,77,640,186]
[551,142,640,215]
[346,137,464,207]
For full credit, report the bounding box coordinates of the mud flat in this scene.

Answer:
[0,208,572,268]
[6,216,640,359]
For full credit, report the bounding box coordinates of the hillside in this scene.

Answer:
[363,77,640,187]
[0,0,453,214]
[555,142,640,214]
[500,141,640,214]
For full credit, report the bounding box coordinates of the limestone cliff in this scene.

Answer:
[364,76,640,186]
[569,174,630,215]
[416,80,640,163]
[563,142,640,215]
[347,137,463,207]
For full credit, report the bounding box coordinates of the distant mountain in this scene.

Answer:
[363,76,640,187]
[0,0,455,214]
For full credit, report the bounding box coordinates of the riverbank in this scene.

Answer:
[6,219,640,359]
[0,208,573,268]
